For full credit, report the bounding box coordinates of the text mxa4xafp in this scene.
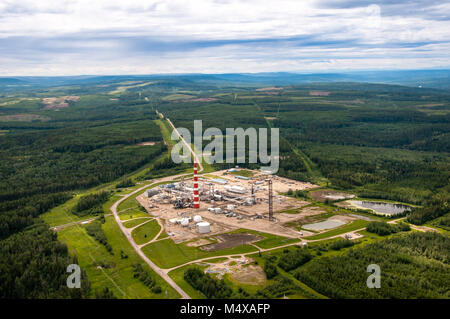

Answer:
[180,303,270,317]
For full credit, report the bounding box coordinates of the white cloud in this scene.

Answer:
[0,0,449,75]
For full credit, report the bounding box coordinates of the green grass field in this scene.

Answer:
[254,235,300,249]
[228,228,300,249]
[117,196,140,212]
[132,219,161,244]
[42,194,90,227]
[142,238,258,269]
[156,230,169,240]
[123,218,152,228]
[57,216,180,299]
[118,208,150,221]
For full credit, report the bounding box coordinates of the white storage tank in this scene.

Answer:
[225,185,247,194]
[197,221,211,234]
[193,215,203,223]
[180,218,189,227]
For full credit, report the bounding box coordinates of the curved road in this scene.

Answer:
[110,115,203,299]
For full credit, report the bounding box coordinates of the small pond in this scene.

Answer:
[349,200,412,216]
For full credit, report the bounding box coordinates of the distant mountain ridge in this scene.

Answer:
[1,69,450,90]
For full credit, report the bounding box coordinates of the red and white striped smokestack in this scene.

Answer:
[193,161,199,208]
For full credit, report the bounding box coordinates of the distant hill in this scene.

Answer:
[2,69,450,90]
[0,78,28,85]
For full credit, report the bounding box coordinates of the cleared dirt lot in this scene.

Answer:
[187,98,217,102]
[0,114,50,122]
[186,238,213,247]
[136,141,157,146]
[230,264,266,286]
[201,233,262,251]
[310,189,355,202]
[309,91,330,96]
[42,96,80,110]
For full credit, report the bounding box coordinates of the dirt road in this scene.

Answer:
[111,178,191,299]
[109,115,202,299]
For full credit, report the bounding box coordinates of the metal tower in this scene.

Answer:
[266,179,273,221]
[251,182,256,204]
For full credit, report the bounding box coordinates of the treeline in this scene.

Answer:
[184,267,232,299]
[72,191,110,217]
[277,138,310,182]
[132,263,162,294]
[184,266,307,299]
[95,287,116,299]
[257,274,307,298]
[294,232,450,298]
[183,250,319,299]
[260,255,319,299]
[366,221,411,236]
[116,179,135,189]
[329,239,355,250]
[0,223,91,298]
[277,248,312,271]
[431,214,450,231]
[407,195,449,225]
[0,124,165,238]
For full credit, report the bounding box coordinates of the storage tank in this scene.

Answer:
[227,204,235,211]
[180,218,189,227]
[146,188,159,198]
[225,185,247,194]
[193,215,202,223]
[197,221,211,234]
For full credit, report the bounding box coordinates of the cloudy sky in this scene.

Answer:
[0,0,449,75]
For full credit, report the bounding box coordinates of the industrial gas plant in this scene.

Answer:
[136,163,316,243]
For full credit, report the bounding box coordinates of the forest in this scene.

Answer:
[295,232,449,298]
[0,222,91,298]
[366,221,411,236]
[0,91,165,298]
